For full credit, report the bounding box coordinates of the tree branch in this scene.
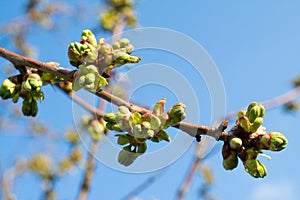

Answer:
[0,47,225,140]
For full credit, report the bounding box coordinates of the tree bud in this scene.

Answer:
[269,132,288,151]
[244,159,267,178]
[104,113,116,123]
[238,116,251,132]
[80,29,97,48]
[229,137,243,149]
[223,152,238,170]
[250,117,264,133]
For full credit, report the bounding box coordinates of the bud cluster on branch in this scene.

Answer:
[222,102,288,178]
[68,29,141,92]
[103,98,186,166]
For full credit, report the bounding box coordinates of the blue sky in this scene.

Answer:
[1,0,300,200]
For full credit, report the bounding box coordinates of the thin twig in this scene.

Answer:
[121,175,158,200]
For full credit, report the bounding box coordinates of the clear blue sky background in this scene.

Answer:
[1,0,300,200]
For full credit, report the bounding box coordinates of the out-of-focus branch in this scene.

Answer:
[77,142,99,200]
[226,86,300,121]
[121,175,158,200]
[1,161,26,200]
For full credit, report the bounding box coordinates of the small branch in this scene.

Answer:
[77,142,98,200]
[225,86,300,121]
[2,47,220,138]
[177,157,201,200]
[121,175,158,200]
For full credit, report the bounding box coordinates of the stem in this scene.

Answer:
[177,157,201,200]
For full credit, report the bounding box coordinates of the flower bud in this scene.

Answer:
[2,79,16,92]
[80,29,97,48]
[68,42,83,66]
[118,105,131,115]
[258,105,265,117]
[22,99,31,116]
[229,137,243,149]
[85,73,96,84]
[150,115,161,130]
[146,129,155,138]
[113,50,141,65]
[244,159,267,178]
[238,116,251,132]
[250,117,264,133]
[152,98,166,117]
[83,48,98,64]
[125,44,134,54]
[28,73,42,87]
[12,93,20,103]
[21,80,32,93]
[223,152,238,170]
[247,102,258,113]
[2,90,13,99]
[0,86,5,97]
[112,42,121,50]
[119,38,130,48]
[106,122,116,130]
[98,38,113,54]
[167,103,186,125]
[73,65,108,92]
[237,110,246,118]
[269,132,288,151]
[30,100,38,117]
[247,105,261,123]
[104,113,116,123]
[141,121,151,129]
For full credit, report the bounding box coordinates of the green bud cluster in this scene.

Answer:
[221,102,288,178]
[81,116,107,142]
[236,102,265,133]
[0,72,46,117]
[73,64,108,92]
[68,30,141,92]
[100,0,136,31]
[103,98,186,166]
